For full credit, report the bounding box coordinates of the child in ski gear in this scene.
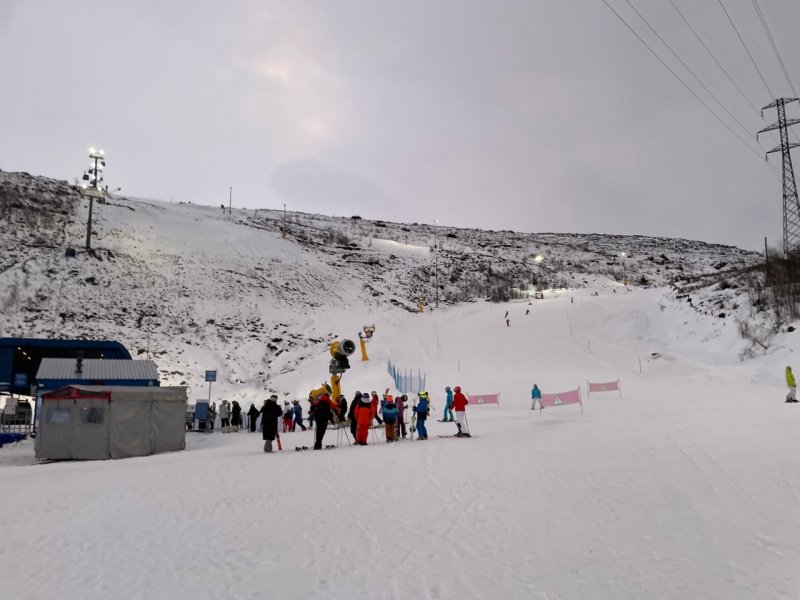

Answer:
[371,391,383,425]
[338,395,348,423]
[292,400,307,431]
[452,386,470,437]
[311,393,336,449]
[355,393,375,445]
[414,392,429,439]
[260,396,282,452]
[396,394,408,438]
[283,401,294,432]
[443,386,454,421]
[382,395,399,442]
[531,384,542,410]
[787,366,797,403]
[247,403,259,432]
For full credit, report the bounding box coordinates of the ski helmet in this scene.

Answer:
[454,386,461,393]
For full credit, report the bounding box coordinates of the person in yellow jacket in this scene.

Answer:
[786,366,797,403]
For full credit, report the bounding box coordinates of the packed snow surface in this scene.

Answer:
[3,287,800,599]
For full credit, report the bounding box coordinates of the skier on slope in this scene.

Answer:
[786,366,797,403]
[396,394,408,438]
[260,396,282,453]
[282,401,294,432]
[219,400,231,432]
[452,386,470,437]
[354,393,375,445]
[292,400,307,431]
[247,403,259,433]
[413,392,430,440]
[442,386,454,422]
[348,391,360,438]
[531,384,542,410]
[382,395,399,442]
[310,393,336,449]
[371,391,383,425]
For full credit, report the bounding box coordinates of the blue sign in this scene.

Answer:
[204,370,217,382]
[13,373,27,387]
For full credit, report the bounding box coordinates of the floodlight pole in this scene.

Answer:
[85,149,105,250]
[229,186,232,215]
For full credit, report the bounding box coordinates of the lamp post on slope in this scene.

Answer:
[81,147,106,250]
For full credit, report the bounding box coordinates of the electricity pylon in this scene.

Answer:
[759,98,800,258]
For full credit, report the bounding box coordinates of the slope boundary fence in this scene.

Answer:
[387,360,427,394]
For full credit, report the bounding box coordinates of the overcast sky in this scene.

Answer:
[1,1,798,250]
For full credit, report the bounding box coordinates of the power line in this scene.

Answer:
[751,0,797,97]
[622,0,754,140]
[717,0,774,99]
[666,0,783,153]
[599,0,766,161]
[667,0,761,115]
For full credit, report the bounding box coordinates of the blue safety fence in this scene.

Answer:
[387,360,427,394]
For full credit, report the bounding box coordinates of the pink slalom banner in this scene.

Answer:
[587,380,622,398]
[468,393,500,407]
[536,388,583,414]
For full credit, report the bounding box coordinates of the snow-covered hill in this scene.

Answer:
[0,170,762,402]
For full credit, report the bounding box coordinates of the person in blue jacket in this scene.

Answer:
[442,386,454,422]
[414,391,430,440]
[531,384,542,410]
[292,400,307,431]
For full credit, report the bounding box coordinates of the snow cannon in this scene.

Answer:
[329,339,355,374]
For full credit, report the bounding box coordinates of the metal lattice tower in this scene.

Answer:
[758,98,800,258]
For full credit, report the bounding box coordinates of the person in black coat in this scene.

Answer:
[231,401,242,430]
[260,396,282,452]
[247,403,259,433]
[311,393,336,449]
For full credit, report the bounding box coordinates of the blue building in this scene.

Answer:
[0,338,132,395]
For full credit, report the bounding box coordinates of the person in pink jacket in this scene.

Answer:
[452,386,470,437]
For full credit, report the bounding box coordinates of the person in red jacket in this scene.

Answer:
[452,386,470,437]
[354,393,376,445]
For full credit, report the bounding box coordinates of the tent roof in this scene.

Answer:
[42,385,187,403]
[36,359,159,382]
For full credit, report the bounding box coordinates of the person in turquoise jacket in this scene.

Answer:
[531,384,542,410]
[443,386,454,421]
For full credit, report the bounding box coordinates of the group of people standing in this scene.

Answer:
[254,385,472,453]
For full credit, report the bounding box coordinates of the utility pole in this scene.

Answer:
[282,203,287,239]
[758,98,800,257]
[228,186,232,215]
[434,219,439,308]
[81,148,106,250]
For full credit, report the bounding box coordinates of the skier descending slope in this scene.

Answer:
[452,386,470,437]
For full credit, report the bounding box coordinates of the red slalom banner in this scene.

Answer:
[468,393,500,406]
[536,388,583,414]
[587,380,621,398]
